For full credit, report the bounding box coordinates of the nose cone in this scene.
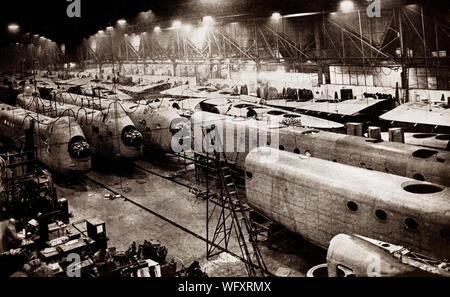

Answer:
[70,141,90,159]
[123,128,143,147]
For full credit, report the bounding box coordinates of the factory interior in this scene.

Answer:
[0,0,449,279]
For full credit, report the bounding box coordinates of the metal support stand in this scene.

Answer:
[197,124,268,277]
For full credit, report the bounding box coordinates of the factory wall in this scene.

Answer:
[330,65,402,88]
[85,61,449,92]
[330,65,450,91]
[408,67,450,90]
[68,61,450,102]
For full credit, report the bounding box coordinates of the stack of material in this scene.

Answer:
[0,153,31,180]
[139,240,168,265]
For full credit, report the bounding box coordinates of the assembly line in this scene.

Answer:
[0,0,449,280]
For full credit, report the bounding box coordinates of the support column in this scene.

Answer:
[256,61,261,84]
[172,62,177,77]
[314,17,323,86]
[210,62,214,79]
[398,8,409,103]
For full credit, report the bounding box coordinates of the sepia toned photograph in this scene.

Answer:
[0,0,448,289]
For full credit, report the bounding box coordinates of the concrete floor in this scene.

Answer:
[54,152,326,277]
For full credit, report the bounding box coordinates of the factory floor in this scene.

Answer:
[54,152,326,277]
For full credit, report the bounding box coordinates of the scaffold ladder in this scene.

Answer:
[202,124,268,277]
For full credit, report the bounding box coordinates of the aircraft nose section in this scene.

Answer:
[122,127,143,147]
[70,140,90,159]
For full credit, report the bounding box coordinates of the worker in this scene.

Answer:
[93,248,115,274]
[241,85,248,95]
[2,219,23,251]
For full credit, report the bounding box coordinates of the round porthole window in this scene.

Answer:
[246,172,253,179]
[375,209,388,222]
[404,218,419,230]
[294,148,300,154]
[279,145,285,151]
[346,201,358,212]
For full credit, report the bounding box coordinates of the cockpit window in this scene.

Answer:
[67,86,83,95]
[199,102,220,114]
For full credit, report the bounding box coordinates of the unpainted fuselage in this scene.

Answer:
[245,147,450,260]
[381,132,450,151]
[17,94,143,161]
[0,104,91,175]
[50,90,188,153]
[191,111,450,187]
[326,234,448,277]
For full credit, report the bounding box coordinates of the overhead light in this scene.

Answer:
[106,26,113,31]
[7,23,20,32]
[154,26,161,32]
[124,33,128,37]
[33,34,39,38]
[172,20,182,30]
[271,12,282,21]
[98,30,104,34]
[340,0,354,13]
[117,19,127,26]
[203,16,214,26]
